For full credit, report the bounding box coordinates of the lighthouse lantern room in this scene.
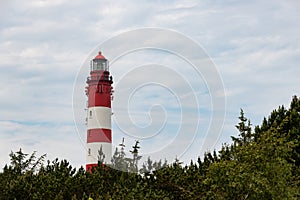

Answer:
[86,51,113,171]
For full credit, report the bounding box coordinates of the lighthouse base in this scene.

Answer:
[86,163,98,171]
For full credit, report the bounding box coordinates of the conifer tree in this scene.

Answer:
[232,109,252,145]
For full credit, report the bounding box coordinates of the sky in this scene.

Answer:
[0,0,299,169]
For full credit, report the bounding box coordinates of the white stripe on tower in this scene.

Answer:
[86,143,112,164]
[87,107,111,130]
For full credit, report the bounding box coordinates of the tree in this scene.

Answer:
[8,148,45,175]
[128,140,142,173]
[111,137,128,171]
[205,128,296,199]
[231,109,252,145]
[97,145,105,164]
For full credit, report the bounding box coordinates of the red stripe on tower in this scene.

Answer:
[87,129,112,143]
[86,52,113,171]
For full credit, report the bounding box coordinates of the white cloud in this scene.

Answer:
[0,120,84,169]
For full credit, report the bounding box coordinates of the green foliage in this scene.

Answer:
[231,109,253,145]
[0,96,299,199]
[206,128,296,199]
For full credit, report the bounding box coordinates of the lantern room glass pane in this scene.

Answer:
[102,62,106,70]
[92,60,107,71]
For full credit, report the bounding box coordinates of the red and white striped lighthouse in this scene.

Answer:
[86,51,113,171]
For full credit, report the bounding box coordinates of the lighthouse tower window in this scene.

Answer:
[89,110,92,118]
[88,148,91,156]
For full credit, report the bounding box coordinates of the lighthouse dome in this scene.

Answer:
[93,51,106,60]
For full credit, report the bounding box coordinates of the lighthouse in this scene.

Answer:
[86,52,113,171]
